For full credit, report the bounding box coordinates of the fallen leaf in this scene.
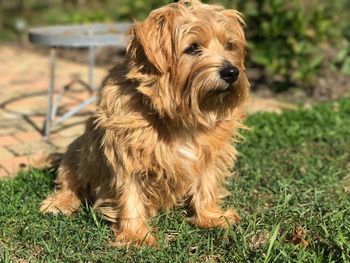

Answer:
[292,226,309,248]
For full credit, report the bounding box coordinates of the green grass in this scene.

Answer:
[1,99,350,262]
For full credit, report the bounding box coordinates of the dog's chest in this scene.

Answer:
[177,142,198,162]
[174,139,206,175]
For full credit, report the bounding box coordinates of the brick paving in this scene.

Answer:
[0,44,107,177]
[0,44,296,178]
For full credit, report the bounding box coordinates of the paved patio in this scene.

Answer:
[0,44,295,178]
[0,44,108,177]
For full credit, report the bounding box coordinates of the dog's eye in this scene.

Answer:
[225,42,236,51]
[184,43,200,55]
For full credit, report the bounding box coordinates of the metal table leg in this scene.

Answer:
[88,46,95,92]
[44,46,97,140]
[45,48,56,140]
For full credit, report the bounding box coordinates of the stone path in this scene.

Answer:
[0,44,106,177]
[0,44,296,178]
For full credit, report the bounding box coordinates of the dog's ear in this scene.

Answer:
[221,10,246,50]
[221,10,245,39]
[127,7,177,74]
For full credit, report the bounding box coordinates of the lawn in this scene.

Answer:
[1,99,350,262]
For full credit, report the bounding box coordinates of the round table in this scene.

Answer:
[28,22,132,139]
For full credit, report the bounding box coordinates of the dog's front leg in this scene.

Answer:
[189,172,240,229]
[112,178,157,247]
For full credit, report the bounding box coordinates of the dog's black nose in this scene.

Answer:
[220,66,239,84]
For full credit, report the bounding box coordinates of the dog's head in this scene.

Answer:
[127,0,249,127]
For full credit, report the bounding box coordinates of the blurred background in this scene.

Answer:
[1,0,350,103]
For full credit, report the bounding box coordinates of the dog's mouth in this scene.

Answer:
[220,84,234,93]
[209,83,235,96]
[199,80,244,111]
[200,85,234,107]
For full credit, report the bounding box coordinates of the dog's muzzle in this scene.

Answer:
[220,65,239,84]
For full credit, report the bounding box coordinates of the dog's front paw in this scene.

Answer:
[40,191,81,215]
[111,230,158,247]
[111,222,158,247]
[190,208,241,229]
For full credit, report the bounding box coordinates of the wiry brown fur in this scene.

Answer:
[40,0,249,247]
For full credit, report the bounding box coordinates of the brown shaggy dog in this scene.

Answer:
[40,0,249,247]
